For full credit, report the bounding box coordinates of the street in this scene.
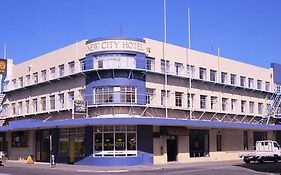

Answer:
[1,162,281,175]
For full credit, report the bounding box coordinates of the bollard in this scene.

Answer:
[50,154,56,168]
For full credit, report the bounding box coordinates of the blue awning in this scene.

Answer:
[1,117,281,131]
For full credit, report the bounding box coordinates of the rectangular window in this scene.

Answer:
[33,72,38,84]
[146,88,155,104]
[146,58,155,71]
[41,70,47,81]
[18,101,23,115]
[68,91,74,108]
[258,103,263,115]
[12,103,16,115]
[230,74,236,85]
[175,92,183,107]
[161,59,170,73]
[187,93,195,108]
[50,95,55,110]
[187,65,195,78]
[222,98,228,111]
[249,101,254,114]
[241,100,246,113]
[19,77,24,87]
[80,58,86,71]
[211,96,217,110]
[41,97,46,111]
[175,63,183,75]
[50,67,56,79]
[200,95,207,109]
[257,80,262,90]
[161,90,169,106]
[25,100,30,114]
[199,67,207,80]
[216,131,222,151]
[12,79,17,89]
[265,82,270,91]
[243,131,248,150]
[210,70,217,82]
[240,76,246,87]
[221,72,227,84]
[33,99,38,113]
[78,89,85,100]
[68,61,75,74]
[59,64,64,77]
[231,99,237,112]
[58,93,64,109]
[12,131,29,147]
[248,78,254,89]
[26,75,31,86]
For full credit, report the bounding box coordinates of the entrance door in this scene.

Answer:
[36,130,50,162]
[167,135,178,162]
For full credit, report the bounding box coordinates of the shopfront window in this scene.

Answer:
[12,131,29,147]
[93,125,137,157]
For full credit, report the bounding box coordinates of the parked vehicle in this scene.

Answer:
[239,140,281,163]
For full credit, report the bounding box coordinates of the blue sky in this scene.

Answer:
[0,0,281,67]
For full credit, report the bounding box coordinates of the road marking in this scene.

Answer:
[0,173,13,175]
[77,169,129,173]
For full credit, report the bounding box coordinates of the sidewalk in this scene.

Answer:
[2,159,243,173]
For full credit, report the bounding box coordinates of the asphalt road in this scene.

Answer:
[1,162,281,175]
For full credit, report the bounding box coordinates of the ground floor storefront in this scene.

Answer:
[0,118,280,166]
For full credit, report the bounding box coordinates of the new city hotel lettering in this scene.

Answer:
[87,40,145,53]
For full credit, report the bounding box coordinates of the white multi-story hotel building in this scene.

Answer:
[0,37,280,166]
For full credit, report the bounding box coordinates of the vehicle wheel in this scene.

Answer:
[244,159,250,164]
[274,155,279,163]
[258,157,265,164]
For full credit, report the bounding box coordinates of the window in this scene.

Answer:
[248,78,254,89]
[50,95,56,110]
[243,131,248,150]
[257,80,262,90]
[33,72,38,83]
[175,92,183,107]
[41,70,47,81]
[241,100,246,113]
[41,97,46,111]
[231,99,237,112]
[200,95,207,109]
[12,103,16,115]
[94,54,136,69]
[230,74,236,85]
[94,86,136,104]
[199,67,207,80]
[19,77,24,87]
[12,131,29,147]
[59,128,85,157]
[18,101,23,115]
[50,67,56,79]
[216,131,222,151]
[240,76,246,87]
[78,89,85,100]
[249,101,254,114]
[12,79,17,89]
[258,103,263,115]
[80,58,86,71]
[146,58,155,71]
[222,98,228,111]
[146,88,155,104]
[211,96,217,110]
[161,90,169,106]
[59,64,64,77]
[33,98,38,113]
[93,125,137,157]
[175,63,183,75]
[277,85,281,93]
[187,93,195,108]
[210,70,217,82]
[265,82,270,91]
[58,93,64,109]
[187,65,195,78]
[68,91,74,108]
[68,61,75,74]
[161,59,170,73]
[25,100,29,114]
[26,75,31,85]
[221,72,227,84]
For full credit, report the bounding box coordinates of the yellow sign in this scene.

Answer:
[0,59,7,74]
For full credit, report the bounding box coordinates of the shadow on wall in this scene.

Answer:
[235,162,281,174]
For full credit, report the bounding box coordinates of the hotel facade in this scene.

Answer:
[0,37,280,166]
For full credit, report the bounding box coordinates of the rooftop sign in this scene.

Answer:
[86,39,145,53]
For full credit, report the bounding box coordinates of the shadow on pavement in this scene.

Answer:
[235,162,281,175]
